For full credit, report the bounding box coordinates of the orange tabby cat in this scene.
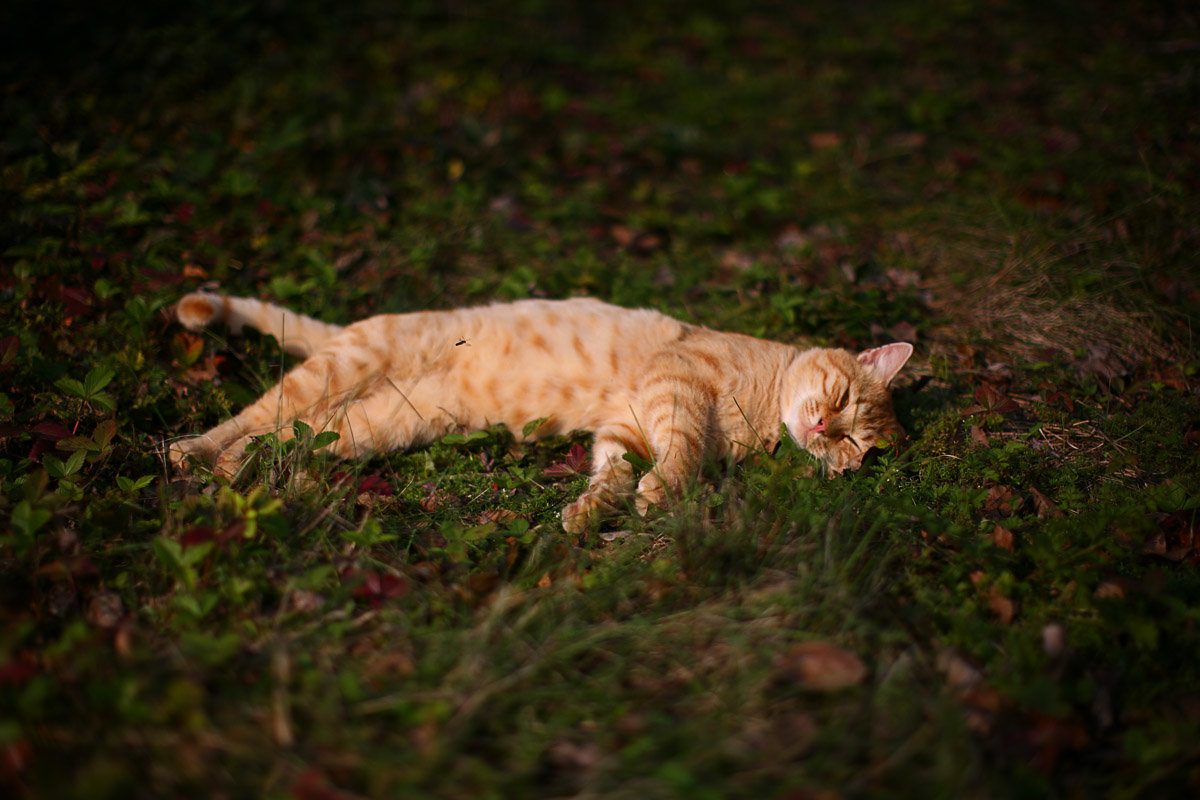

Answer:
[170,294,913,532]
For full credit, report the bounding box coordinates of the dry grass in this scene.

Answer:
[923,222,1180,370]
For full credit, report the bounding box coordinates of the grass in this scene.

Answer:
[2,0,1199,796]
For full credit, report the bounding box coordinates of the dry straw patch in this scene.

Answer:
[923,224,1178,371]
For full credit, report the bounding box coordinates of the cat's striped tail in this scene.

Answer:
[175,293,343,357]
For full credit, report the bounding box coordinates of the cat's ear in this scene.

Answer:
[857,342,913,385]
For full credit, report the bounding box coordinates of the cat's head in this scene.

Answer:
[781,342,913,474]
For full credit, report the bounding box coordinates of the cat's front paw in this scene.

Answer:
[168,435,218,473]
[634,472,669,516]
[561,495,602,535]
[213,439,251,479]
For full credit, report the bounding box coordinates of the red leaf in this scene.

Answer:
[0,336,18,371]
[28,422,74,461]
[291,769,356,800]
[357,474,393,496]
[180,525,216,548]
[32,422,72,441]
[60,285,93,317]
[352,570,409,606]
[0,657,37,686]
[171,202,196,224]
[1043,390,1075,413]
[544,443,590,478]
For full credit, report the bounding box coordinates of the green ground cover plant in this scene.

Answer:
[2,0,1198,796]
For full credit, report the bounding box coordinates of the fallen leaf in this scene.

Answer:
[352,571,409,606]
[1140,530,1167,556]
[357,474,393,496]
[87,591,124,629]
[777,641,867,691]
[808,131,842,150]
[884,131,925,151]
[1093,580,1126,600]
[960,685,1005,733]
[985,587,1017,625]
[1029,487,1064,518]
[1041,623,1067,658]
[1027,713,1089,772]
[1073,344,1126,382]
[478,508,521,524]
[969,425,990,447]
[363,650,416,684]
[984,484,1020,516]
[991,525,1014,552]
[291,769,356,800]
[289,589,324,613]
[936,649,982,691]
[775,224,809,252]
[546,739,603,772]
[610,224,636,248]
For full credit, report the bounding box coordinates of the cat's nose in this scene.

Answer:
[810,419,826,433]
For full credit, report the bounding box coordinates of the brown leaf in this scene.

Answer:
[477,508,521,524]
[363,650,416,685]
[984,484,1020,516]
[546,739,603,773]
[87,591,124,629]
[936,648,982,691]
[1029,487,1064,518]
[1027,713,1089,772]
[960,685,1005,734]
[610,224,636,248]
[986,587,1017,625]
[991,525,1014,552]
[536,572,553,589]
[720,248,757,272]
[808,131,843,150]
[182,263,208,279]
[887,131,928,150]
[291,769,356,800]
[969,425,990,447]
[1073,344,1127,382]
[775,224,810,252]
[1141,530,1167,556]
[777,641,867,691]
[289,589,324,613]
[1041,623,1067,658]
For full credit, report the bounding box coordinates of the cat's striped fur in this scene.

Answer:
[171,293,913,532]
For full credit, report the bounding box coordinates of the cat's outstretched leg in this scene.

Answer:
[171,344,379,475]
[561,430,638,534]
